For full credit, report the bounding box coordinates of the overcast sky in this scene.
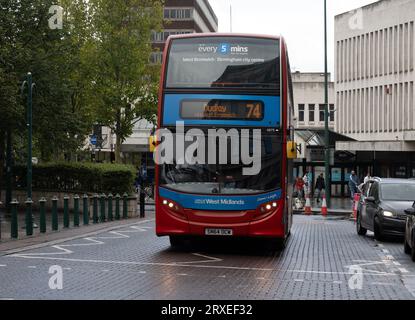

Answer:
[208,0,377,76]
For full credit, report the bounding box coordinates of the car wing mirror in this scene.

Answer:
[404,208,415,215]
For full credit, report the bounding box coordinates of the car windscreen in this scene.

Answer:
[380,183,415,201]
[165,37,280,89]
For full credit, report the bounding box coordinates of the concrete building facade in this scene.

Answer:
[293,72,335,130]
[150,0,218,64]
[335,0,415,178]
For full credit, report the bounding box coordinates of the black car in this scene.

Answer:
[404,201,415,261]
[356,178,415,240]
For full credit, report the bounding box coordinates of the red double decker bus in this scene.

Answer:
[154,34,296,247]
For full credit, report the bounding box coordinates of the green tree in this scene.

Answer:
[0,0,97,164]
[87,0,163,162]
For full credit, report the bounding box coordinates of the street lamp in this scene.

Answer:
[324,0,331,208]
[21,72,35,235]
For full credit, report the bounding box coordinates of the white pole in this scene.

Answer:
[230,4,232,33]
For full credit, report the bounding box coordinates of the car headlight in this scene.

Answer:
[383,211,395,217]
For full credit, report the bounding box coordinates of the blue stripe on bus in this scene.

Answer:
[162,94,280,127]
[159,187,282,211]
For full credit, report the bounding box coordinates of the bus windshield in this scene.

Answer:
[166,37,280,89]
[159,131,282,195]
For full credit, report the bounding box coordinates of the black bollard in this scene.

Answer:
[139,188,145,218]
[10,199,19,239]
[83,194,89,225]
[39,198,47,233]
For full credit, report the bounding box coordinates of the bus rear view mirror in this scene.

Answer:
[287,141,297,159]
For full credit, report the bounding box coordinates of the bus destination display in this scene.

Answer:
[180,100,264,120]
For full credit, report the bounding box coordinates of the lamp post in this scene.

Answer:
[21,72,35,234]
[21,72,34,200]
[324,0,331,208]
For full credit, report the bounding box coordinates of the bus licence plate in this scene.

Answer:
[205,228,233,236]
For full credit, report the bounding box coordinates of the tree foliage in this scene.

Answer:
[0,0,164,188]
[86,0,163,162]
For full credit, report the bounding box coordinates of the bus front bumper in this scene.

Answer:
[156,204,286,239]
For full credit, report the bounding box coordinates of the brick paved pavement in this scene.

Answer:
[0,215,414,300]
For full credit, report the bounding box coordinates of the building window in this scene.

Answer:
[164,8,193,20]
[329,104,335,122]
[319,104,325,122]
[151,30,193,43]
[150,52,163,64]
[309,104,315,122]
[298,104,305,122]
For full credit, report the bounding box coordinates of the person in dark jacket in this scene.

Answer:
[315,173,326,203]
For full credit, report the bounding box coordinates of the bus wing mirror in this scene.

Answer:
[149,135,157,153]
[287,141,298,159]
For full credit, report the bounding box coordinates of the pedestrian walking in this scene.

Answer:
[348,170,360,199]
[302,171,311,198]
[294,176,305,200]
[314,173,326,203]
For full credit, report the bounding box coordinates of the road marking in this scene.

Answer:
[294,279,304,282]
[139,271,146,274]
[333,281,343,284]
[382,249,390,254]
[393,261,402,266]
[27,266,37,269]
[102,270,110,272]
[63,267,71,270]
[256,277,265,280]
[0,264,7,267]
[172,253,223,265]
[0,298,14,300]
[399,268,409,274]
[371,282,394,286]
[7,254,404,276]
[4,222,154,258]
[178,273,188,276]
[218,275,226,278]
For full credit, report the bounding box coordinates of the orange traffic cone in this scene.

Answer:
[304,194,312,216]
[321,194,328,216]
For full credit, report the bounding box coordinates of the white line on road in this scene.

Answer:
[399,268,409,274]
[7,254,405,276]
[171,253,223,265]
[27,266,37,269]
[333,281,343,284]
[393,261,402,266]
[178,273,188,276]
[294,279,304,282]
[371,282,394,286]
[139,271,146,274]
[0,265,7,267]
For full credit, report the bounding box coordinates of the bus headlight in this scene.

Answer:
[253,201,278,221]
[161,198,185,218]
[260,201,278,213]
